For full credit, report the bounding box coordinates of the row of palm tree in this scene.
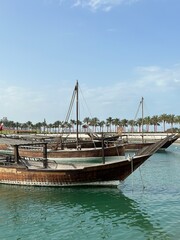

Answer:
[1,114,180,133]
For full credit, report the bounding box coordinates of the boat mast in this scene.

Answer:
[75,80,79,147]
[141,97,144,143]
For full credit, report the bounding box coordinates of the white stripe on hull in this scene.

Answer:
[0,180,120,187]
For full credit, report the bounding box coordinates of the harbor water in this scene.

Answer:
[0,144,180,240]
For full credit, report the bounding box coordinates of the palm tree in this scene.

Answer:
[66,122,73,132]
[83,117,91,132]
[106,122,110,132]
[70,119,76,132]
[77,120,82,132]
[99,120,105,132]
[58,121,64,132]
[61,121,67,132]
[106,117,113,132]
[128,120,136,132]
[136,118,142,132]
[34,122,42,133]
[4,112,180,135]
[121,119,128,132]
[53,120,62,133]
[175,115,180,130]
[90,117,99,132]
[26,121,33,131]
[112,118,121,132]
[16,122,20,131]
[83,117,91,125]
[21,123,28,131]
[166,114,176,132]
[82,124,88,132]
[48,123,53,133]
[42,119,47,133]
[151,115,160,132]
[144,116,151,132]
[159,114,168,132]
[8,121,16,131]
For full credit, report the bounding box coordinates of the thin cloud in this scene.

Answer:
[81,64,180,119]
[107,28,117,32]
[72,0,141,11]
[134,65,180,90]
[1,64,179,122]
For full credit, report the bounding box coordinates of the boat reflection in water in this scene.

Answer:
[0,185,171,240]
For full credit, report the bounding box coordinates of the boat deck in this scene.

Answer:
[21,158,126,170]
[0,155,127,170]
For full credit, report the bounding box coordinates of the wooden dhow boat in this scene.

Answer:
[18,143,125,160]
[48,132,121,150]
[124,133,179,151]
[49,133,179,152]
[123,97,179,151]
[0,135,173,187]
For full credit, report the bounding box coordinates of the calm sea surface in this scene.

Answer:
[0,144,180,240]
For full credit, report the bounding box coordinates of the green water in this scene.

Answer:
[0,145,180,240]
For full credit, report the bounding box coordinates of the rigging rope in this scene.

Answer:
[115,144,120,157]
[79,85,93,119]
[128,155,146,192]
[139,166,145,190]
[134,100,142,121]
[64,88,76,123]
[130,157,134,192]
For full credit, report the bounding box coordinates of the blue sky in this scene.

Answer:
[0,0,180,124]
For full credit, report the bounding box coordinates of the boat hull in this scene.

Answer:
[0,154,150,187]
[18,145,125,159]
[125,134,179,151]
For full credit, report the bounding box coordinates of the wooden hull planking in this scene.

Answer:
[18,145,125,159]
[0,154,150,187]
